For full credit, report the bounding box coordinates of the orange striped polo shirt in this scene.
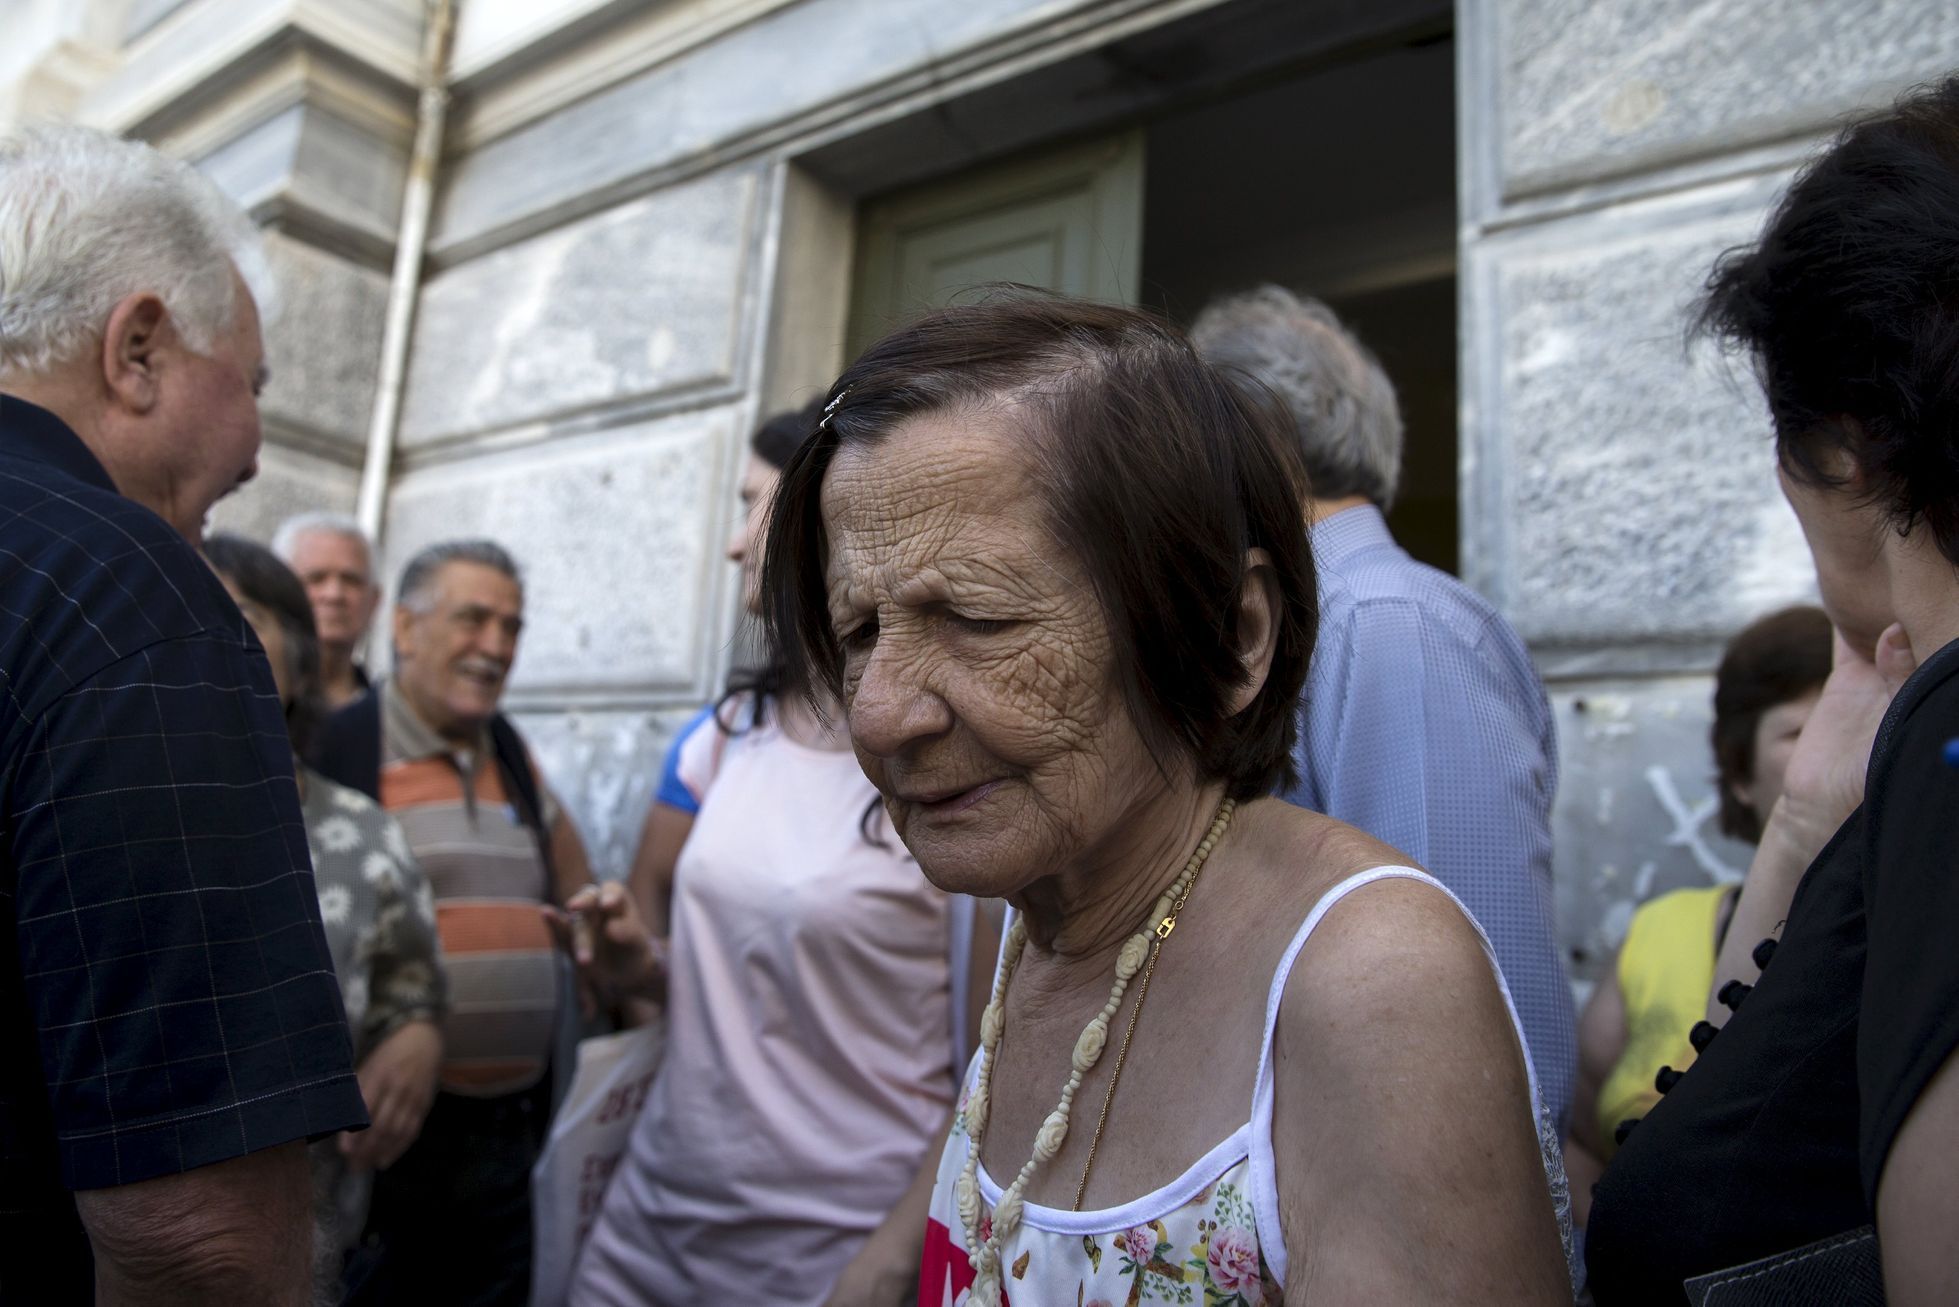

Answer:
[379,682,561,1097]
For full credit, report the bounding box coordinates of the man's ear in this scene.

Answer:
[99,293,170,415]
[391,604,417,663]
[1228,547,1282,716]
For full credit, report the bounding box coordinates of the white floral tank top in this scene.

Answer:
[919,867,1576,1306]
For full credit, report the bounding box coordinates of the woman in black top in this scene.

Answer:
[1584,75,1959,1304]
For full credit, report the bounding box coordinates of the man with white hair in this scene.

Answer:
[274,511,381,708]
[0,124,366,1303]
[1193,286,1577,1128]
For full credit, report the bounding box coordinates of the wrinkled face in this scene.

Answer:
[726,453,781,617]
[166,270,266,544]
[392,561,524,738]
[1779,461,1890,658]
[287,529,378,651]
[1732,689,1822,832]
[822,406,1170,898]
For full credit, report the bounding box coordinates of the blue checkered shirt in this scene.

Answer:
[0,397,366,1298]
[1285,505,1576,1125]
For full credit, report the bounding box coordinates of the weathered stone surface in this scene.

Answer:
[124,0,197,41]
[1493,0,1959,197]
[184,97,409,256]
[85,0,289,124]
[207,437,360,543]
[382,406,737,695]
[259,231,390,448]
[288,101,410,239]
[511,704,706,881]
[431,0,1107,255]
[190,101,306,207]
[1549,675,1761,991]
[450,0,605,74]
[400,167,758,447]
[88,0,423,131]
[1477,186,1818,648]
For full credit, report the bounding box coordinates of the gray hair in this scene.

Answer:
[397,539,523,615]
[271,511,374,571]
[0,122,271,378]
[1189,285,1404,508]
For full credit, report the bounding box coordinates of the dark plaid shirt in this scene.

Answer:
[0,396,366,1300]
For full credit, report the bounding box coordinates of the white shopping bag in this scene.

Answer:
[529,1021,665,1307]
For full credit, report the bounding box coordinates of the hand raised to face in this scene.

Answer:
[1770,623,1918,862]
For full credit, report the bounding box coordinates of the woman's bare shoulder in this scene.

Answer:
[1228,800,1494,1016]
[1233,798,1429,907]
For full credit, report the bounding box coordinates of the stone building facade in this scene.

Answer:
[6,0,1955,993]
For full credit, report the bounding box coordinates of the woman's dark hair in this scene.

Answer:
[1711,604,1832,843]
[718,398,827,726]
[751,400,823,474]
[719,400,901,844]
[1698,74,1959,565]
[761,288,1316,802]
[204,532,326,758]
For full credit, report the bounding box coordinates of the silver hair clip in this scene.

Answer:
[818,388,850,431]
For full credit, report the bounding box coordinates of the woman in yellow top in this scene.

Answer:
[1566,605,1830,1226]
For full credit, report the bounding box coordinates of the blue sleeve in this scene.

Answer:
[1300,597,1435,861]
[14,633,368,1191]
[652,704,718,816]
[1296,597,1576,1127]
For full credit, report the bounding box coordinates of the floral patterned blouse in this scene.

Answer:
[302,766,444,1051]
[300,766,446,1259]
[920,867,1575,1306]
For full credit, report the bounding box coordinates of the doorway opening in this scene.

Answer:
[1140,35,1458,571]
[834,27,1458,570]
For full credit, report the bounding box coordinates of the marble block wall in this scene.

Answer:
[385,159,769,874]
[59,0,420,554]
[383,0,1176,871]
[207,229,389,541]
[1462,0,1956,985]
[33,0,1959,908]
[1551,676,1760,1003]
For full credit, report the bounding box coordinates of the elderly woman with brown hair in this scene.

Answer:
[755,293,1571,1305]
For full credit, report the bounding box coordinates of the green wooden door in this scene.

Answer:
[847,132,1145,356]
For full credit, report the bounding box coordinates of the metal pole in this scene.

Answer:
[354,0,456,542]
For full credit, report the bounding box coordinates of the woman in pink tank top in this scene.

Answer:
[561,407,998,1306]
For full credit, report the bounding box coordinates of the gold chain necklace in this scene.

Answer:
[1070,818,1216,1210]
[956,796,1236,1307]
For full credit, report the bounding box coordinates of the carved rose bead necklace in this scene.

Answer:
[956,796,1237,1306]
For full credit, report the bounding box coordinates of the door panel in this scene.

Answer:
[848,132,1144,356]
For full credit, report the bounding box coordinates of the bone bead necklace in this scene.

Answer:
[956,796,1237,1306]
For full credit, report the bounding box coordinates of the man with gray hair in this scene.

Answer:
[312,538,601,1305]
[274,511,380,708]
[1193,285,1576,1126]
[0,124,366,1302]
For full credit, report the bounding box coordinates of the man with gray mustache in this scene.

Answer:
[312,538,597,1306]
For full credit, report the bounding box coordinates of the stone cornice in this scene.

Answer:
[428,0,1240,266]
[0,36,121,127]
[135,42,415,165]
[83,0,423,139]
[250,189,401,273]
[447,0,797,151]
[86,31,418,270]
